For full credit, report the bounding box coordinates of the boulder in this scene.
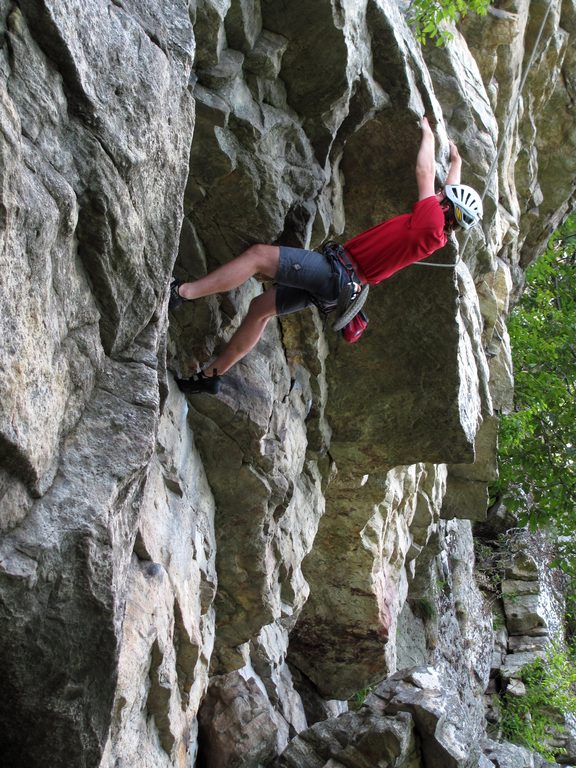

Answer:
[275,709,418,768]
[198,673,282,768]
[482,738,554,768]
[277,664,491,768]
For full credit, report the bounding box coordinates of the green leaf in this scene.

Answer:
[495,210,576,577]
[408,0,490,46]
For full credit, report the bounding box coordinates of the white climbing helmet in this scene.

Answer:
[444,184,483,230]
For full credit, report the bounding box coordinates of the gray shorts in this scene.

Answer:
[275,246,346,315]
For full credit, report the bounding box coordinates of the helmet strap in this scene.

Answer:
[440,198,457,231]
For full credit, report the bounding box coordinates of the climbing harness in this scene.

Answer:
[416,0,554,268]
[319,242,371,342]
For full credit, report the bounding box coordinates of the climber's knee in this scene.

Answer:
[247,288,278,323]
[243,244,280,279]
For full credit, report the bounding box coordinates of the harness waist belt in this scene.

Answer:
[338,249,367,285]
[321,242,367,285]
[322,242,366,285]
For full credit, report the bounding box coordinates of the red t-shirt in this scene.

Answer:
[344,196,447,284]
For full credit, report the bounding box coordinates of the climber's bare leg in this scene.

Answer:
[178,245,280,300]
[204,288,278,376]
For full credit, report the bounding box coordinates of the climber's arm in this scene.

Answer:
[444,141,462,185]
[415,116,436,200]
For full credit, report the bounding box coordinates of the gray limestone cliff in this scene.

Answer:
[0,1,575,767]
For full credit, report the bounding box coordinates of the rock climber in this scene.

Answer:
[170,116,483,394]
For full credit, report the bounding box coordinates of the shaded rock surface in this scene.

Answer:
[0,1,574,767]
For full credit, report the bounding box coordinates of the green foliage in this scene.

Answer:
[494,213,576,579]
[499,640,576,760]
[409,596,437,620]
[408,0,489,46]
[492,613,505,631]
[348,685,375,711]
[488,224,576,756]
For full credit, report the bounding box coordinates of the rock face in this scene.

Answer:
[0,1,574,767]
[0,1,195,765]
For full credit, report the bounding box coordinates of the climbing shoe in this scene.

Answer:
[175,370,221,395]
[169,278,186,310]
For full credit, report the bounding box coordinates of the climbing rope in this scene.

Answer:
[416,0,554,268]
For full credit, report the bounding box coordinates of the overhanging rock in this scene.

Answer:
[324,255,486,473]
